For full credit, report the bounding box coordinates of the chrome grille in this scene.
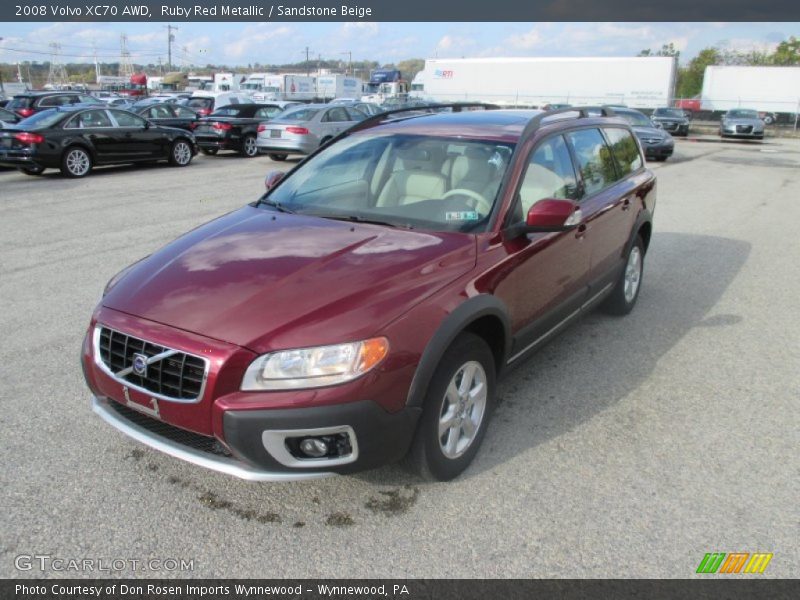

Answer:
[96,327,207,401]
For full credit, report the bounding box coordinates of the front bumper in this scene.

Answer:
[92,393,420,480]
[720,127,764,139]
[640,140,674,158]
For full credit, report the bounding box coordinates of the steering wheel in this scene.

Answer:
[441,188,492,215]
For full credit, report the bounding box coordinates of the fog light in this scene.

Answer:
[299,438,329,458]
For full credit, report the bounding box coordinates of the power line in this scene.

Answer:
[0,46,164,59]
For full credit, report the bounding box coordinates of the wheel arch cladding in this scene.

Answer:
[406,295,511,409]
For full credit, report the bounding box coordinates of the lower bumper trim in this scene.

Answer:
[92,396,333,482]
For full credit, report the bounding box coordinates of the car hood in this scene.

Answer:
[652,115,688,124]
[102,206,476,353]
[632,126,671,140]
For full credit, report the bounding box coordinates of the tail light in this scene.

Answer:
[17,108,35,118]
[14,132,45,145]
[286,126,309,135]
[257,124,266,133]
[212,122,232,131]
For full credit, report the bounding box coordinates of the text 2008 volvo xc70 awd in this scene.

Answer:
[82,106,656,481]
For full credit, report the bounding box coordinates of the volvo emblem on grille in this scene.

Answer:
[132,353,148,377]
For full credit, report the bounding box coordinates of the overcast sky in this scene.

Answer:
[1,22,797,67]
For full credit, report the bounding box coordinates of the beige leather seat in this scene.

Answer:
[450,147,492,194]
[376,147,447,207]
[376,171,447,207]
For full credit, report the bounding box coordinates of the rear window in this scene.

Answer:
[17,109,67,130]
[6,96,34,109]
[274,107,320,122]
[210,107,242,117]
[186,98,213,110]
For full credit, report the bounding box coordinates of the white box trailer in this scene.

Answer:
[252,75,317,102]
[316,75,363,100]
[417,56,676,109]
[701,66,800,114]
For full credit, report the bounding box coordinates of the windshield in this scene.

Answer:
[17,109,67,129]
[654,108,684,118]
[262,133,515,233]
[727,109,759,119]
[273,107,320,122]
[618,111,653,128]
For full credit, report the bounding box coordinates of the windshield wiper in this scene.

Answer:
[257,197,294,213]
[319,214,404,229]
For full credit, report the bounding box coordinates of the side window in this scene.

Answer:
[40,95,69,107]
[66,110,112,128]
[565,128,619,196]
[346,107,368,122]
[109,110,146,127]
[603,127,642,177]
[517,135,579,216]
[175,106,196,118]
[324,107,348,122]
[151,105,172,119]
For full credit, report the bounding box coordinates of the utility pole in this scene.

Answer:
[0,38,4,96]
[165,25,178,71]
[304,46,310,76]
[341,51,352,75]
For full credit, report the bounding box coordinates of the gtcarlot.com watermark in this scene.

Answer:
[15,554,195,573]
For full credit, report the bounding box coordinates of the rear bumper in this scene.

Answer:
[195,135,239,150]
[256,137,315,155]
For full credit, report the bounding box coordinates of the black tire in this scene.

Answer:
[404,332,496,481]
[199,148,218,156]
[19,165,45,176]
[60,146,92,178]
[601,235,645,316]
[269,153,288,161]
[169,139,193,167]
[240,134,258,157]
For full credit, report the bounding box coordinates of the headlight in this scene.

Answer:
[241,337,390,391]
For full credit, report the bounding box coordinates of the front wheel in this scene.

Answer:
[240,134,258,157]
[60,147,92,178]
[601,235,644,316]
[169,139,193,166]
[404,332,496,481]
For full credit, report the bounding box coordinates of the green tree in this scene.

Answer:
[678,47,721,98]
[771,36,800,65]
[396,58,425,82]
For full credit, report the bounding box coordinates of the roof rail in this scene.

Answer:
[333,102,499,140]
[518,105,617,140]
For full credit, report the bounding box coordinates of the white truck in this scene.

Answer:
[316,75,363,101]
[251,75,317,102]
[212,73,247,93]
[414,56,677,109]
[700,66,800,120]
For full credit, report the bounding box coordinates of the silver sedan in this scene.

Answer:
[256,104,367,161]
[719,109,765,140]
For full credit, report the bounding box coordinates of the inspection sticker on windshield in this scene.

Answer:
[445,211,480,221]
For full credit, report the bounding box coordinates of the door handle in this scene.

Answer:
[622,198,631,211]
[575,224,587,239]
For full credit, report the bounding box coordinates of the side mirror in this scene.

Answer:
[264,170,285,190]
[525,198,582,231]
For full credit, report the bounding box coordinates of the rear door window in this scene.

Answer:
[565,128,619,197]
[602,127,643,177]
[66,110,113,129]
[323,107,349,122]
[108,110,147,127]
[6,96,34,109]
[255,106,282,119]
[40,95,74,108]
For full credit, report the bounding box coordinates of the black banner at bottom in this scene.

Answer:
[3,579,799,600]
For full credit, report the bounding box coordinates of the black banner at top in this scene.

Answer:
[2,0,800,22]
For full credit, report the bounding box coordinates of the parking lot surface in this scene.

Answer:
[1,139,798,578]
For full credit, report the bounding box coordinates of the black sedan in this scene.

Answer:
[133,102,200,132]
[0,106,197,177]
[614,107,675,162]
[193,103,290,157]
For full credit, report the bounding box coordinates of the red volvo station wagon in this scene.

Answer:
[82,106,656,481]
